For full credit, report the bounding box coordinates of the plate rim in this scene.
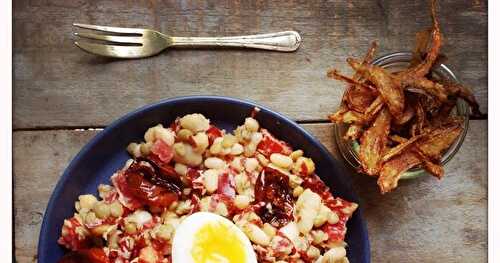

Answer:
[37,95,370,262]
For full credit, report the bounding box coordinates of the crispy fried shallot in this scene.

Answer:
[328,0,482,193]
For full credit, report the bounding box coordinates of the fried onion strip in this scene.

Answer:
[443,81,483,117]
[359,108,391,176]
[401,76,448,102]
[416,151,444,179]
[348,58,405,118]
[403,0,442,78]
[381,134,425,163]
[416,122,463,161]
[378,150,421,194]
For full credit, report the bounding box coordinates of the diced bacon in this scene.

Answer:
[111,171,143,210]
[257,129,293,157]
[217,172,236,198]
[321,217,348,242]
[189,194,201,214]
[150,140,174,164]
[102,189,119,204]
[58,217,90,251]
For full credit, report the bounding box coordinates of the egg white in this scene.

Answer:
[172,212,257,263]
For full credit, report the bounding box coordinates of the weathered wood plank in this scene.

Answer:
[13,0,487,128]
[14,121,486,262]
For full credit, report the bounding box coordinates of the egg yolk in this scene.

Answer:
[191,221,247,263]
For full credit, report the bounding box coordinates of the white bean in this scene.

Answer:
[307,245,321,260]
[244,143,257,157]
[230,157,244,172]
[139,246,159,263]
[93,202,110,219]
[244,117,259,132]
[192,132,209,153]
[203,169,219,193]
[293,186,304,197]
[250,132,263,144]
[144,124,174,145]
[78,194,97,211]
[215,202,228,217]
[110,201,124,218]
[295,189,321,234]
[311,230,329,245]
[177,129,193,141]
[173,143,203,167]
[241,223,270,246]
[155,126,175,145]
[244,158,259,173]
[231,143,244,155]
[179,113,210,133]
[327,210,340,224]
[270,153,293,169]
[140,142,153,156]
[322,247,346,263]
[222,134,237,148]
[209,137,223,155]
[289,150,304,161]
[127,143,141,158]
[204,157,225,169]
[174,163,188,176]
[314,204,331,227]
[234,173,250,195]
[256,153,269,166]
[262,223,277,238]
[234,195,251,209]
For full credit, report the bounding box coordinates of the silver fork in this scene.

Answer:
[73,23,302,58]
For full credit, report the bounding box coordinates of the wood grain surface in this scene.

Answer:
[13,0,487,129]
[13,0,487,262]
[14,121,486,263]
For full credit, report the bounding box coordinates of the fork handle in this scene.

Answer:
[170,31,301,52]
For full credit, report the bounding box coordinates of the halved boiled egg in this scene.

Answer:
[172,212,257,263]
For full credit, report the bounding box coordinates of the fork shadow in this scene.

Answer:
[75,45,299,64]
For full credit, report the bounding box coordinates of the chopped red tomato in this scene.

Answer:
[150,139,174,164]
[206,125,223,144]
[257,129,293,157]
[58,248,109,263]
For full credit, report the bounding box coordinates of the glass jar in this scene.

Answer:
[333,52,470,179]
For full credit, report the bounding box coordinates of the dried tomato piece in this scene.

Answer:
[123,160,181,208]
[135,158,183,194]
[58,248,110,263]
[125,172,178,208]
[254,167,293,227]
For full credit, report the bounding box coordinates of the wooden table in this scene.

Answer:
[13,1,487,262]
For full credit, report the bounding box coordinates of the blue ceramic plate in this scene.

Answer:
[38,96,370,263]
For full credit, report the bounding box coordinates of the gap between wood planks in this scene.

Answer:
[12,115,487,132]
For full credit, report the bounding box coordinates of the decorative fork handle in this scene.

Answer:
[169,31,302,52]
